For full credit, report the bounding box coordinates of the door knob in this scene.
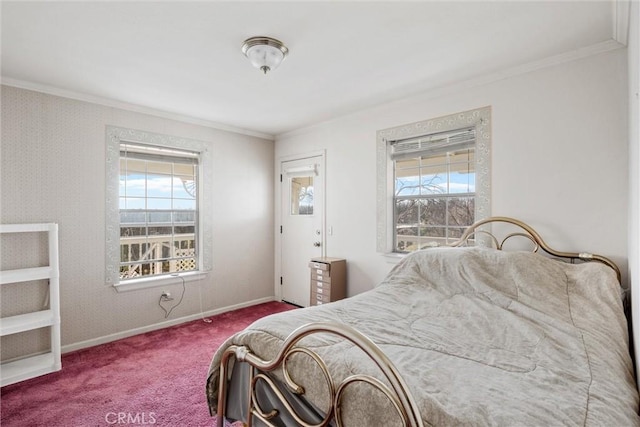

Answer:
[313,241,321,247]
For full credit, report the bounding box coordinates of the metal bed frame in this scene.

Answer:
[214,216,621,427]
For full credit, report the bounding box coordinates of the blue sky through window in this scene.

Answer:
[119,173,196,210]
[396,172,475,197]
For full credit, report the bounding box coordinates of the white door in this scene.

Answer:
[280,155,324,307]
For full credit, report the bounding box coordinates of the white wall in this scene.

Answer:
[276,48,628,297]
[628,0,640,382]
[0,85,275,356]
[1,44,629,359]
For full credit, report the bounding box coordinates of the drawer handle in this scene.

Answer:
[316,294,322,300]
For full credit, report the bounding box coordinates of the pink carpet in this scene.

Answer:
[1,301,296,426]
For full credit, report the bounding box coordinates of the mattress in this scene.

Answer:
[207,247,640,426]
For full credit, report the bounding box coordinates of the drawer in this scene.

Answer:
[313,292,331,304]
[310,266,331,279]
[308,261,330,271]
[311,280,331,291]
[312,280,330,292]
[311,270,331,283]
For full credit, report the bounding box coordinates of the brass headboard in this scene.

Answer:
[450,216,621,284]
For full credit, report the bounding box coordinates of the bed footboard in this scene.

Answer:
[216,322,424,427]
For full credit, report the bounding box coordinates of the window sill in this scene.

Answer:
[113,271,208,293]
[382,252,406,264]
[381,243,443,263]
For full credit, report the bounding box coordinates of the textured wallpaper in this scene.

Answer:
[1,85,276,360]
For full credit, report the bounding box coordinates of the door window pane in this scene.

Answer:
[291,176,314,215]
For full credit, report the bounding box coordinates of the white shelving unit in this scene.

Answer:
[0,223,61,386]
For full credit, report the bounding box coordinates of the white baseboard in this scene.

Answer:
[61,296,276,354]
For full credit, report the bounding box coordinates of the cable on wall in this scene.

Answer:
[158,274,186,318]
[197,275,212,323]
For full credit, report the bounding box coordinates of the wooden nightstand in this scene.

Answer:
[309,257,346,306]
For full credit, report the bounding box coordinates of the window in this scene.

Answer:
[106,127,213,289]
[376,107,491,254]
[290,176,314,215]
[393,129,476,251]
[119,143,198,279]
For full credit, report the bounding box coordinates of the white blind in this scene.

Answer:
[283,164,317,177]
[120,142,199,165]
[390,127,475,160]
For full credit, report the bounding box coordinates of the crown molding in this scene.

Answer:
[277,38,626,140]
[614,0,630,46]
[467,39,625,89]
[0,77,275,141]
[3,34,624,144]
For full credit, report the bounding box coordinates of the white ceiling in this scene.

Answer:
[1,1,625,138]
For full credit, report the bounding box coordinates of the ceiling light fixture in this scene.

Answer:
[241,36,289,75]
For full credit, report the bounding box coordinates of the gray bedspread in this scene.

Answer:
[207,247,640,426]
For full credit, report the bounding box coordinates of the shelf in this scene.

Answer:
[0,224,52,233]
[1,352,61,387]
[1,223,60,386]
[1,310,56,336]
[0,266,53,285]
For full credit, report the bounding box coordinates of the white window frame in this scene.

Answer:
[376,106,491,255]
[106,126,212,291]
